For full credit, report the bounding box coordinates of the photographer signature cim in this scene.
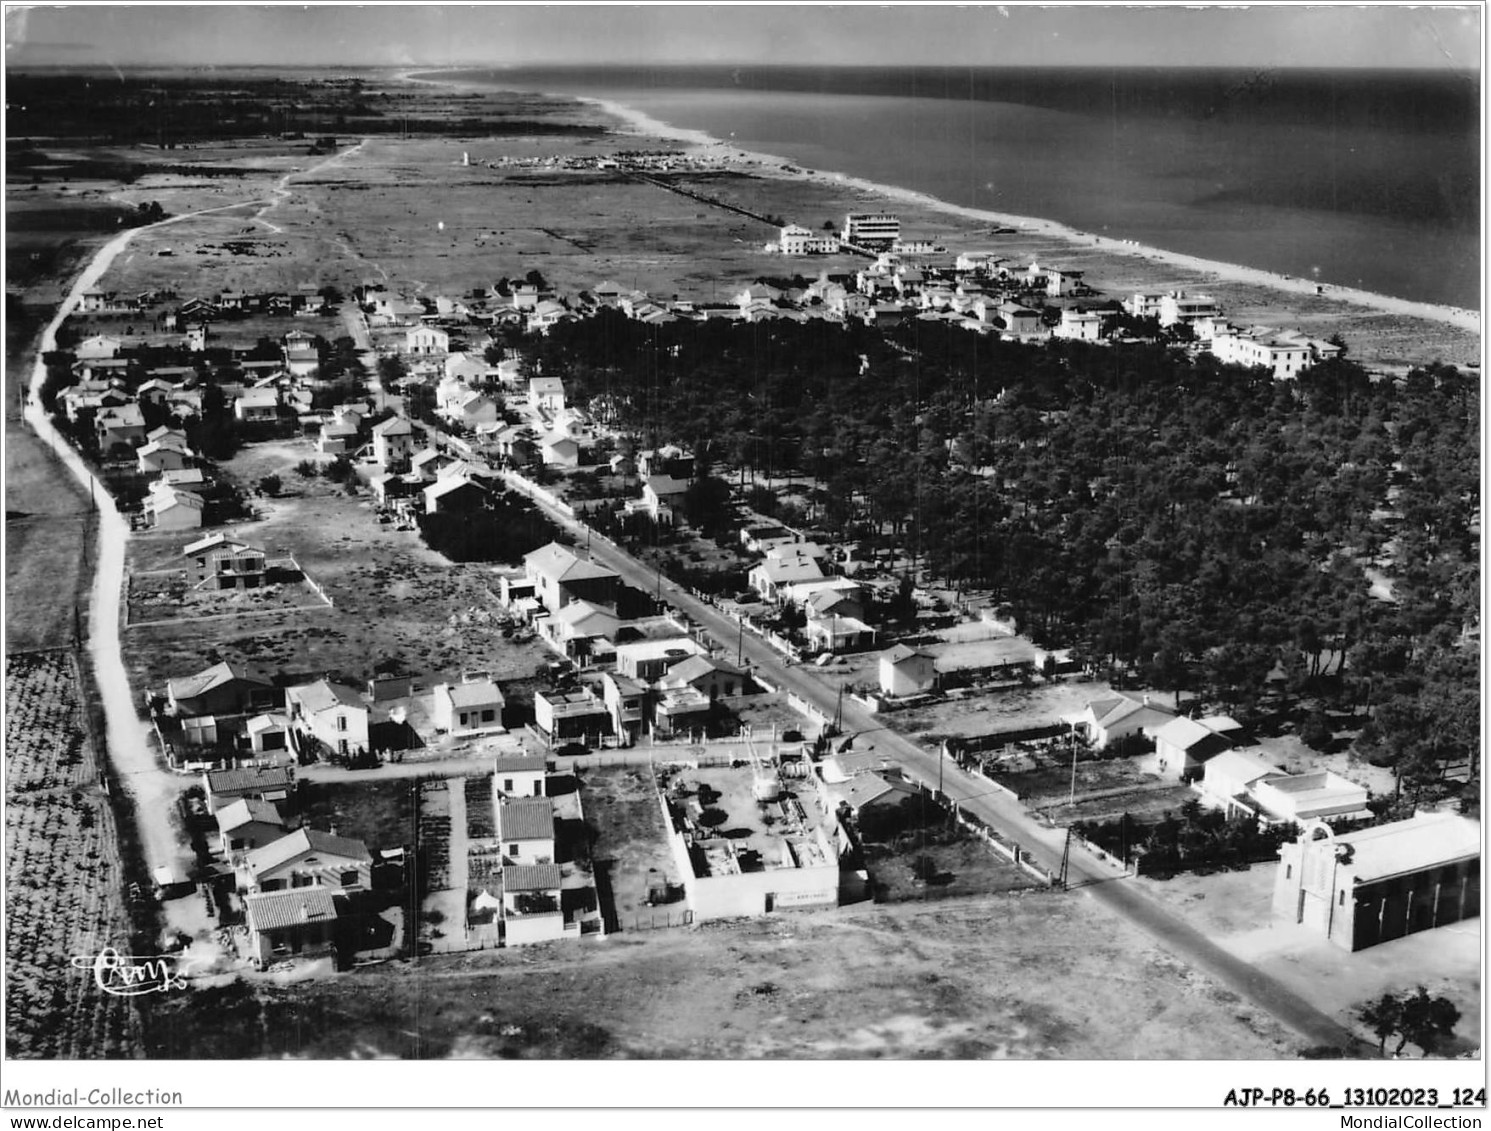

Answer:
[70,948,192,996]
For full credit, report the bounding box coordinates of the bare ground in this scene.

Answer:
[122,439,551,695]
[139,887,1301,1060]
[1139,867,1482,1058]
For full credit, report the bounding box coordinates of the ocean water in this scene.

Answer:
[435,66,1481,310]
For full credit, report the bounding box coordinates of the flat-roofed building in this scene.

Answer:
[533,688,612,747]
[1272,811,1480,951]
[842,213,901,248]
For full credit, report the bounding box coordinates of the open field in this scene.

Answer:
[1139,866,1483,1058]
[5,314,95,653]
[138,887,1300,1058]
[4,513,92,653]
[4,651,139,1058]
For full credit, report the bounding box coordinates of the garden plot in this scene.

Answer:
[4,651,137,1058]
[416,778,467,953]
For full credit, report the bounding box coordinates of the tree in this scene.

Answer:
[1360,987,1461,1057]
[682,475,733,536]
[258,474,282,496]
[1300,710,1334,752]
[377,354,407,386]
[1396,987,1460,1057]
[1357,993,1402,1055]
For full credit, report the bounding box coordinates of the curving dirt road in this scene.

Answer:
[19,143,372,884]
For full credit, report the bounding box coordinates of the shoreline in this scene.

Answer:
[404,67,1480,337]
[581,94,1481,336]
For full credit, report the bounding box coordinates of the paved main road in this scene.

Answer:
[505,472,1366,1053]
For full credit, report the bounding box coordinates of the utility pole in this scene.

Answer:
[736,617,744,667]
[1067,722,1078,808]
[1059,827,1073,891]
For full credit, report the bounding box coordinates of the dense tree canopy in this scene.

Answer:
[522,312,1478,795]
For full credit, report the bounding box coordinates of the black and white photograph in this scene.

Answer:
[1,0,1482,1119]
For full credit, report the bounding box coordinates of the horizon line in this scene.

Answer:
[7,60,1481,73]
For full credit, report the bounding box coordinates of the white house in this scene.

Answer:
[528,376,566,414]
[878,644,937,698]
[234,387,282,423]
[1055,308,1104,342]
[136,439,193,474]
[1080,694,1178,749]
[286,679,369,760]
[1152,715,1243,780]
[1198,748,1280,813]
[747,553,824,602]
[778,224,839,255]
[406,325,451,356]
[146,483,205,531]
[497,798,556,863]
[493,752,549,798]
[371,415,416,467]
[432,678,506,736]
[1158,291,1220,327]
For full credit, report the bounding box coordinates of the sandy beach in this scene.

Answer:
[580,94,1481,336]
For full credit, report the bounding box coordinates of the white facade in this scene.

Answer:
[1159,291,1220,326]
[779,224,840,255]
[1055,308,1104,342]
[1210,331,1314,379]
[843,213,901,247]
[406,325,451,355]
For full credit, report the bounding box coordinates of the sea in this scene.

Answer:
[429,65,1481,310]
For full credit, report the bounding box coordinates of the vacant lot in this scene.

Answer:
[296,778,418,854]
[126,567,329,626]
[893,678,1116,747]
[138,886,1300,1059]
[993,754,1197,826]
[864,820,1045,905]
[579,767,682,930]
[121,440,550,695]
